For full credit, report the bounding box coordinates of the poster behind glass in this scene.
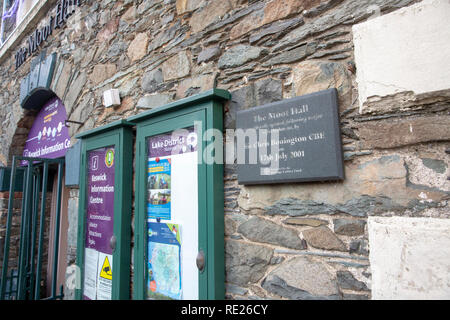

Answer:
[146,127,199,300]
[83,146,115,300]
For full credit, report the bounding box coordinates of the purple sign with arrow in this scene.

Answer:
[22,97,71,163]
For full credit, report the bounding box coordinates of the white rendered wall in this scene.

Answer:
[368,217,450,300]
[353,0,450,111]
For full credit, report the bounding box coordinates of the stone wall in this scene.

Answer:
[0,0,448,300]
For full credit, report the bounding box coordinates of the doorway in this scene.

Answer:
[0,157,67,300]
[0,95,71,300]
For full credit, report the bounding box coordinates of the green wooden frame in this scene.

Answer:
[74,120,134,300]
[128,89,230,300]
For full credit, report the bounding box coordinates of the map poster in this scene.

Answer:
[147,159,172,220]
[147,222,182,300]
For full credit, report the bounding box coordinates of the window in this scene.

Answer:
[1,0,39,45]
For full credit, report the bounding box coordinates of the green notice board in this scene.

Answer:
[74,120,133,300]
[128,89,230,300]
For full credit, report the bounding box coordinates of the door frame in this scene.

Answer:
[46,173,69,297]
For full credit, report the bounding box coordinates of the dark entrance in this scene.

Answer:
[0,156,66,300]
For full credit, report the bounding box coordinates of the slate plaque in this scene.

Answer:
[236,88,344,185]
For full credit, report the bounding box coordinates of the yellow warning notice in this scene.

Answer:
[99,256,112,280]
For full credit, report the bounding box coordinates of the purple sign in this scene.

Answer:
[147,127,197,158]
[85,147,115,255]
[22,97,71,163]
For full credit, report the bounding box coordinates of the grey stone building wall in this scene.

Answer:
[0,0,448,300]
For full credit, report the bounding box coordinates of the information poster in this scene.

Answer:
[146,127,199,300]
[83,146,115,300]
[148,159,172,220]
[147,222,182,300]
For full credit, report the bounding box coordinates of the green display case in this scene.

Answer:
[128,89,230,300]
[74,120,134,300]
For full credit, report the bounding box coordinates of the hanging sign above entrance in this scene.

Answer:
[22,97,71,164]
